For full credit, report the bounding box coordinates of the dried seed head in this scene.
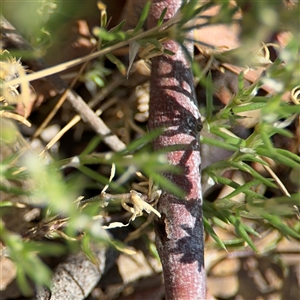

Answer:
[0,49,33,118]
[0,50,25,104]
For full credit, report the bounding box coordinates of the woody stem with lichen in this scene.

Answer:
[147,0,206,299]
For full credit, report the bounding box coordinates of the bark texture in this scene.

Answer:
[36,245,108,300]
[147,1,206,299]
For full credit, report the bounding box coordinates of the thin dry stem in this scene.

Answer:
[1,15,126,152]
[2,12,182,88]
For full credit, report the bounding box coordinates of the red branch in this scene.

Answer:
[148,1,206,299]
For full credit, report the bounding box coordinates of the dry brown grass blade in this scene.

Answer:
[65,90,126,151]
[0,15,66,93]
[260,156,291,197]
[1,14,126,152]
[0,111,31,127]
[2,12,181,89]
[32,58,93,139]
[40,97,119,155]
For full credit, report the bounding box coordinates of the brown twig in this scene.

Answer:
[36,245,107,300]
[147,1,206,299]
[1,14,126,152]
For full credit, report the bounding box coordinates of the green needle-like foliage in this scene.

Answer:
[0,0,299,296]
